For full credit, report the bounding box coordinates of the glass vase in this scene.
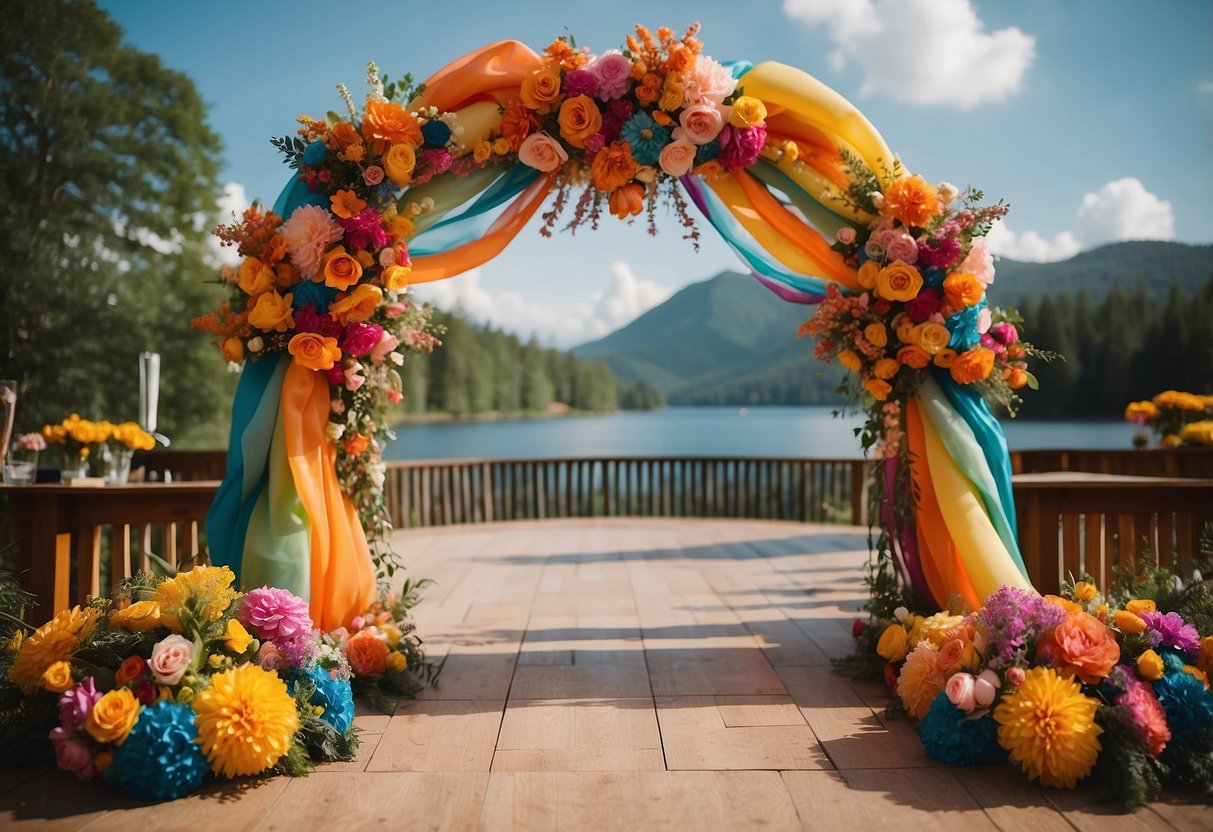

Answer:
[104,445,134,485]
[60,450,91,481]
[2,447,37,485]
[0,379,16,465]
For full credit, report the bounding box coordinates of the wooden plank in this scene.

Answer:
[366,700,504,771]
[110,524,132,592]
[1061,514,1081,583]
[782,770,1000,831]
[656,695,824,770]
[76,526,101,605]
[493,698,663,772]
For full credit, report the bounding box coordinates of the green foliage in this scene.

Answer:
[1092,703,1163,810]
[0,542,37,637]
[620,381,664,410]
[0,0,233,447]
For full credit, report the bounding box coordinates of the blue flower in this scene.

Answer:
[421,120,452,148]
[301,139,329,166]
[110,702,209,802]
[1154,666,1213,743]
[619,112,670,166]
[694,140,720,165]
[291,664,355,734]
[919,691,1007,766]
[291,280,338,313]
[947,299,988,350]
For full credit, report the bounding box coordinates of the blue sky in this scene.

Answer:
[101,0,1212,346]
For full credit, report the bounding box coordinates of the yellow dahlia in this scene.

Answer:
[994,667,1102,788]
[154,565,241,630]
[192,664,299,778]
[9,606,100,693]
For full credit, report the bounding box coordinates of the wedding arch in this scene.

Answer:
[196,24,1038,631]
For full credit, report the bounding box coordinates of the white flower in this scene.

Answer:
[226,361,243,373]
[893,606,909,623]
[938,182,959,204]
[325,422,345,442]
[246,336,264,353]
[368,462,386,489]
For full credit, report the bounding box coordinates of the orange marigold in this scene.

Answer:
[500,99,540,151]
[943,271,985,309]
[591,141,639,192]
[949,347,995,384]
[882,175,941,227]
[360,100,422,147]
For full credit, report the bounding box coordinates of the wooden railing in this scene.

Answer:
[1012,447,1213,479]
[383,457,870,528]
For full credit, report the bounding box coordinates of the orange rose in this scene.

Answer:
[837,350,862,373]
[115,655,148,685]
[936,638,966,672]
[346,630,389,677]
[933,348,958,368]
[635,73,662,105]
[557,95,603,149]
[343,433,370,456]
[247,290,295,333]
[882,175,941,227]
[330,121,362,149]
[608,183,645,219]
[237,257,275,296]
[288,332,342,372]
[875,262,923,302]
[519,66,563,113]
[949,347,996,384]
[322,246,363,291]
[897,346,931,369]
[943,271,984,309]
[500,99,540,151]
[328,283,383,325]
[590,140,639,192]
[863,378,892,401]
[873,358,900,379]
[863,323,888,348]
[361,100,422,147]
[667,42,696,73]
[1038,611,1120,684]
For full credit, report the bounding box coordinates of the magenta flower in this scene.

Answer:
[717,124,767,170]
[340,322,384,357]
[563,69,598,97]
[989,321,1019,345]
[326,366,347,386]
[338,207,389,251]
[1140,611,1200,656]
[58,677,102,732]
[295,304,343,338]
[238,586,314,640]
[917,238,962,270]
[904,290,942,323]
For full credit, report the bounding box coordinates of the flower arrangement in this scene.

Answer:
[1,566,360,801]
[40,415,155,477]
[506,24,758,245]
[851,544,1213,809]
[10,433,46,454]
[1125,390,1213,447]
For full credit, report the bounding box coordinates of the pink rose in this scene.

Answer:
[658,139,697,177]
[370,330,400,365]
[980,333,1006,355]
[864,239,886,260]
[563,69,598,97]
[149,634,194,686]
[884,232,920,264]
[1006,666,1026,686]
[836,227,857,245]
[587,53,632,100]
[384,302,407,318]
[386,388,403,404]
[945,672,977,712]
[363,165,385,186]
[958,238,995,286]
[973,668,1001,707]
[990,321,1018,345]
[976,307,992,334]
[677,104,724,145]
[55,737,96,782]
[344,363,366,392]
[517,131,568,173]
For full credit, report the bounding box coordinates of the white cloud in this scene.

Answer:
[986,177,1173,262]
[409,261,673,348]
[782,0,1035,108]
[209,182,250,267]
[1198,80,1213,95]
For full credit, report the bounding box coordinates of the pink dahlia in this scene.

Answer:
[340,322,384,357]
[717,124,766,170]
[338,207,389,252]
[917,238,962,271]
[283,205,344,279]
[238,586,313,640]
[587,53,632,100]
[681,55,737,105]
[1111,665,1170,756]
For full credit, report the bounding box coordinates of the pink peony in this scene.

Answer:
[384,302,407,318]
[340,322,383,357]
[658,139,697,177]
[363,165,385,186]
[718,124,766,170]
[945,672,977,711]
[989,321,1018,345]
[608,98,634,121]
[587,53,633,100]
[884,232,920,264]
[676,104,724,145]
[957,238,995,285]
[149,634,194,686]
[54,736,96,782]
[917,238,963,270]
[980,333,1006,355]
[58,677,102,732]
[518,132,568,173]
[563,69,598,97]
[370,330,400,365]
[1115,669,1170,756]
[338,207,389,251]
[681,55,737,105]
[239,586,313,640]
[283,205,344,279]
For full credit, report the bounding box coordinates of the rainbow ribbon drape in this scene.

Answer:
[208,40,1033,625]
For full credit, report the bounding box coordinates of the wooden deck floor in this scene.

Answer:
[2,518,1207,830]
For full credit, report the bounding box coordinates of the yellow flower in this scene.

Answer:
[837,350,862,373]
[1137,649,1165,681]
[492,137,512,156]
[863,323,888,348]
[912,322,952,356]
[906,612,965,648]
[387,651,407,673]
[41,660,74,693]
[1184,665,1209,688]
[873,358,900,380]
[328,283,383,326]
[248,290,295,333]
[1073,582,1097,602]
[381,625,401,647]
[875,261,923,303]
[1199,636,1213,678]
[86,688,141,746]
[1113,610,1146,635]
[9,606,99,693]
[192,664,299,778]
[1123,401,1158,422]
[863,378,892,401]
[473,140,492,164]
[237,257,276,296]
[876,624,908,662]
[153,565,240,631]
[110,600,164,633]
[383,143,417,188]
[994,667,1102,789]
[1125,599,1156,616]
[382,264,412,293]
[224,618,253,654]
[857,260,880,290]
[729,96,768,127]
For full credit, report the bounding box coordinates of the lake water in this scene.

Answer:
[384,406,1135,461]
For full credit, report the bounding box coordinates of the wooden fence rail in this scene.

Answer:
[383,457,871,529]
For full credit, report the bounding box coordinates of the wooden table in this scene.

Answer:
[0,481,219,625]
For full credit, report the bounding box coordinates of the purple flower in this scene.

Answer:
[58,677,102,732]
[1140,611,1200,656]
[295,304,343,338]
[339,322,384,357]
[337,207,388,251]
[975,587,1066,670]
[277,629,322,669]
[563,69,598,97]
[238,587,314,641]
[717,124,767,170]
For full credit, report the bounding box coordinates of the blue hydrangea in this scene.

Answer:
[947,299,988,350]
[110,702,209,802]
[619,112,670,166]
[919,691,1007,766]
[291,664,355,734]
[421,119,452,148]
[291,280,339,312]
[694,140,721,165]
[1154,665,1213,743]
[301,139,328,166]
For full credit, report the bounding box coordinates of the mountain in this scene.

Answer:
[572,241,1213,406]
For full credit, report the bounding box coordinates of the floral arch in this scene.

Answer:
[197,25,1038,632]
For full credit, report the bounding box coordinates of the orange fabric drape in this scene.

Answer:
[905,398,981,611]
[408,172,557,283]
[281,362,375,631]
[411,40,544,113]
